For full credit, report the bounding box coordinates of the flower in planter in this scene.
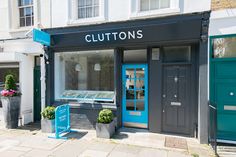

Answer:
[41,106,56,120]
[0,74,21,97]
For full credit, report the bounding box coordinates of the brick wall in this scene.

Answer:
[211,0,236,11]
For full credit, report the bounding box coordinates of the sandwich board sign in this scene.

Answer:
[33,29,51,46]
[49,104,74,139]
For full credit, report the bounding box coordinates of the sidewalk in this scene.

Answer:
[0,122,215,157]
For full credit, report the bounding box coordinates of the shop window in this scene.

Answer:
[163,46,191,63]
[54,50,114,103]
[0,64,19,107]
[123,49,147,63]
[18,0,34,27]
[212,36,236,58]
[140,0,170,11]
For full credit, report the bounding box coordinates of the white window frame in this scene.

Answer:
[130,0,180,19]
[18,0,34,27]
[68,0,105,25]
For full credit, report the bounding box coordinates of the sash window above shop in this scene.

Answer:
[18,0,34,27]
[130,0,180,18]
[69,0,105,24]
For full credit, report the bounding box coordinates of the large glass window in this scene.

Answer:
[212,36,236,58]
[18,0,34,27]
[78,0,99,19]
[0,64,19,107]
[163,46,191,63]
[54,50,114,103]
[140,0,170,12]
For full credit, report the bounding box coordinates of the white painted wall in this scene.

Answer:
[209,8,236,36]
[49,0,211,28]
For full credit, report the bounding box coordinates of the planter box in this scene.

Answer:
[96,120,115,138]
[1,96,21,129]
[41,119,55,133]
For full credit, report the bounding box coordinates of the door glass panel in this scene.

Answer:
[126,101,135,111]
[213,37,236,58]
[126,90,135,99]
[135,79,144,90]
[123,49,147,62]
[126,78,134,90]
[136,90,145,100]
[136,68,145,79]
[126,68,135,79]
[136,101,145,111]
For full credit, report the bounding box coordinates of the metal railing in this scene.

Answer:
[208,101,218,156]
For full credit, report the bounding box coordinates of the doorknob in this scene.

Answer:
[162,94,166,98]
[163,110,165,113]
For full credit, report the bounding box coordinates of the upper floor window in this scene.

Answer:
[78,0,99,19]
[18,0,34,27]
[140,0,170,11]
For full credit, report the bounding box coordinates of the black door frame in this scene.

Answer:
[160,45,198,137]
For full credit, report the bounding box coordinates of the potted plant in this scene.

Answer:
[41,106,55,133]
[96,109,115,138]
[0,74,21,129]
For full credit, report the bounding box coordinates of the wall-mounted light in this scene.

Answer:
[94,63,101,71]
[75,63,82,71]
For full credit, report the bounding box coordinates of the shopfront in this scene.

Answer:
[44,11,210,142]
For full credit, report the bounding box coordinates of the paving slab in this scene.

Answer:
[0,150,25,157]
[79,149,109,157]
[167,151,192,157]
[138,147,168,157]
[22,149,53,157]
[9,146,32,152]
[87,140,117,152]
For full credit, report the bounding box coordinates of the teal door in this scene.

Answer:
[210,35,236,141]
[122,64,148,128]
[34,57,41,121]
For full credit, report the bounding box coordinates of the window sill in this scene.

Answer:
[9,26,33,33]
[130,8,180,20]
[68,16,106,26]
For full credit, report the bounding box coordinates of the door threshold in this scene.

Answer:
[217,139,236,145]
[123,122,148,129]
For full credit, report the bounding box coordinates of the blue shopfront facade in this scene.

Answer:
[44,11,210,143]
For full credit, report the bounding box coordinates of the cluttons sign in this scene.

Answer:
[85,30,143,43]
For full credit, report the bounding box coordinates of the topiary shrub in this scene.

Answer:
[41,106,55,120]
[97,109,114,124]
[4,74,17,90]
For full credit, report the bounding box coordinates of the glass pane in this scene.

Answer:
[78,8,86,18]
[24,0,32,5]
[163,46,191,62]
[150,0,159,10]
[20,17,25,27]
[19,8,24,17]
[135,79,144,90]
[94,0,99,5]
[86,7,93,18]
[54,50,114,101]
[136,101,145,111]
[213,37,236,58]
[136,68,145,79]
[25,7,32,16]
[123,49,147,62]
[26,16,32,26]
[126,79,134,90]
[94,6,99,17]
[136,90,145,100]
[86,0,92,6]
[126,101,135,111]
[78,0,86,7]
[126,90,135,99]
[18,0,23,6]
[160,0,170,8]
[126,68,135,79]
[140,0,149,11]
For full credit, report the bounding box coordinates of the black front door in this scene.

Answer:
[162,65,191,135]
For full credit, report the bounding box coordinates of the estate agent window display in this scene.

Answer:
[54,49,115,104]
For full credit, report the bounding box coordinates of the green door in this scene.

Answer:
[210,35,236,141]
[34,64,41,121]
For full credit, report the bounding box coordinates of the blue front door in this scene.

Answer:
[122,64,148,128]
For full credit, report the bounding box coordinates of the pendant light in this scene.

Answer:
[94,63,101,71]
